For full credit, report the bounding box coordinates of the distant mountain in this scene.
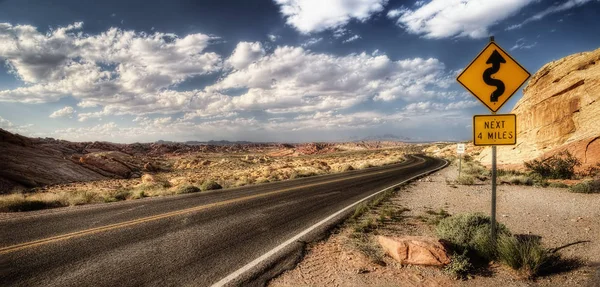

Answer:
[155,140,256,146]
[353,134,412,142]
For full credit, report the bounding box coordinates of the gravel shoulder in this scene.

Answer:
[269,165,600,287]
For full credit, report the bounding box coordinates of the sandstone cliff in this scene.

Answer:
[479,48,600,170]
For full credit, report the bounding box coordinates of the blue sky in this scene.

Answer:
[0,0,598,143]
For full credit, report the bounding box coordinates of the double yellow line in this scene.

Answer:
[0,159,422,255]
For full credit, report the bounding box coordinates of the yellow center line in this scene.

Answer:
[0,159,424,255]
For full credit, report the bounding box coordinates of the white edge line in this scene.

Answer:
[211,157,449,287]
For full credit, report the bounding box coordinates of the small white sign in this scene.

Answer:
[457,143,465,154]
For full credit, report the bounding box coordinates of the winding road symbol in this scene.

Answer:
[456,41,530,113]
[483,50,506,102]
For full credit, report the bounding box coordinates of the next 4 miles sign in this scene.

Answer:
[473,114,516,146]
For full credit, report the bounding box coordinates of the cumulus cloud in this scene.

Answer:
[0,22,221,106]
[506,0,596,30]
[388,0,537,39]
[274,0,388,34]
[0,22,472,142]
[49,106,76,118]
[0,116,33,134]
[226,42,266,70]
[209,46,451,116]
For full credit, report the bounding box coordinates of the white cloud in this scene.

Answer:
[49,106,76,118]
[209,46,451,115]
[506,0,596,30]
[268,34,279,42]
[342,34,361,43]
[301,37,323,47]
[404,100,478,112]
[333,27,348,38]
[0,22,222,107]
[274,0,388,34]
[0,116,33,134]
[226,41,266,70]
[510,38,537,51]
[389,0,537,39]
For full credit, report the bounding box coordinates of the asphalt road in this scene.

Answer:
[0,155,446,287]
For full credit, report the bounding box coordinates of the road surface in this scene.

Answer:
[0,154,446,287]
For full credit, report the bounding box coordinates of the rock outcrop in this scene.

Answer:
[377,235,450,266]
[479,48,600,170]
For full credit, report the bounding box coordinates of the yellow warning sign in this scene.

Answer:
[457,41,530,112]
[473,114,517,146]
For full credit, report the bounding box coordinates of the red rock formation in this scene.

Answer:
[479,48,600,170]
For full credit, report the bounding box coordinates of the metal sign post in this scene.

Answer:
[459,153,462,178]
[457,143,465,178]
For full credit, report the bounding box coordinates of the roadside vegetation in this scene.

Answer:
[345,185,410,264]
[435,213,570,279]
[0,146,416,212]
[447,150,597,190]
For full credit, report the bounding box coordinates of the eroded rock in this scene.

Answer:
[377,235,450,267]
[479,48,600,170]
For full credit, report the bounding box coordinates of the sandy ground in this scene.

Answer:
[269,164,600,287]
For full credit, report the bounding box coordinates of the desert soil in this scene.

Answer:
[269,164,600,287]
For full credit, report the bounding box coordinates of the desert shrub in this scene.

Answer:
[524,151,581,179]
[463,162,489,177]
[504,175,534,186]
[422,208,451,225]
[353,218,377,233]
[351,202,369,220]
[176,185,201,194]
[548,182,569,188]
[67,190,97,206]
[529,173,550,187]
[569,179,600,194]
[201,180,222,191]
[437,213,559,278]
[350,233,385,265]
[103,188,132,202]
[496,169,525,177]
[339,164,355,172]
[580,163,600,177]
[436,213,510,261]
[497,235,552,278]
[456,175,475,185]
[445,251,473,279]
[358,162,373,169]
[0,194,63,212]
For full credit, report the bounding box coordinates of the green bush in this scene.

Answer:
[456,175,475,185]
[201,180,222,191]
[437,213,559,278]
[463,162,489,177]
[176,185,201,194]
[445,251,473,279]
[524,151,581,179]
[569,179,600,194]
[497,235,551,278]
[436,213,509,260]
